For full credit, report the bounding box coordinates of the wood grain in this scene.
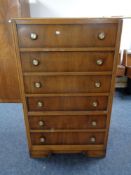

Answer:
[27,96,108,111]
[24,75,111,94]
[20,51,114,72]
[14,18,121,24]
[17,23,118,48]
[13,18,122,158]
[28,115,107,130]
[20,47,115,52]
[0,0,30,102]
[30,132,105,145]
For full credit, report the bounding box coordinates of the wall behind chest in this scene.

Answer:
[29,0,131,51]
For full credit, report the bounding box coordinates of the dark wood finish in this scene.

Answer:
[0,0,30,102]
[127,68,131,78]
[28,111,108,116]
[30,150,50,158]
[30,132,105,145]
[29,115,107,130]
[13,18,122,158]
[104,20,122,148]
[116,52,126,77]
[14,18,121,24]
[123,50,131,78]
[23,72,112,76]
[17,23,118,48]
[27,96,108,111]
[84,150,106,157]
[19,0,30,17]
[31,144,104,151]
[24,75,111,94]
[30,146,105,158]
[122,50,131,93]
[116,65,125,77]
[25,93,109,97]
[20,47,115,52]
[127,54,131,66]
[20,52,114,72]
[30,129,106,133]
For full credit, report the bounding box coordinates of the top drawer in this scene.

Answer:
[17,23,118,48]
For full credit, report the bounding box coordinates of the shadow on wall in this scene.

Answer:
[29,0,59,17]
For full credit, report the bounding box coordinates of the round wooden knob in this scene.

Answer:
[40,137,46,143]
[96,59,103,65]
[32,59,39,66]
[91,121,97,126]
[34,82,41,88]
[30,32,38,40]
[92,101,98,107]
[98,32,105,40]
[38,121,45,127]
[95,82,101,88]
[90,137,96,143]
[37,101,43,107]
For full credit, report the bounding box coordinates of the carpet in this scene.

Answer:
[0,90,131,175]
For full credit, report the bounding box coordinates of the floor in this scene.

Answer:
[0,90,131,175]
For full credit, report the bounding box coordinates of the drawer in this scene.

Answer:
[20,52,114,72]
[29,115,107,130]
[17,24,118,48]
[24,75,111,93]
[27,96,108,111]
[30,132,105,145]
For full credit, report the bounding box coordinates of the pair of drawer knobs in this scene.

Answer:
[39,136,96,143]
[34,82,101,88]
[38,120,97,127]
[32,59,103,66]
[36,101,98,108]
[30,32,106,40]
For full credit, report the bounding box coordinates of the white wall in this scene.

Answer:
[120,19,131,50]
[29,0,131,50]
[29,0,131,17]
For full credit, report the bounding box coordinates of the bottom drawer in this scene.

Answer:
[30,132,105,145]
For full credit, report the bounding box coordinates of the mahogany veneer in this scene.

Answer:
[12,18,122,158]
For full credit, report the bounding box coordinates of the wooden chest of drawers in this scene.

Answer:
[12,18,122,158]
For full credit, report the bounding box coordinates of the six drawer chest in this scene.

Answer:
[12,18,122,158]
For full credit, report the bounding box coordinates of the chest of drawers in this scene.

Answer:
[12,18,122,158]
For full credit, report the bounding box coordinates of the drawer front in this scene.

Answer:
[30,132,105,145]
[29,115,107,130]
[17,24,117,48]
[21,52,114,72]
[24,75,111,93]
[27,96,108,111]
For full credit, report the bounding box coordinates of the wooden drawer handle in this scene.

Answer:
[30,32,38,40]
